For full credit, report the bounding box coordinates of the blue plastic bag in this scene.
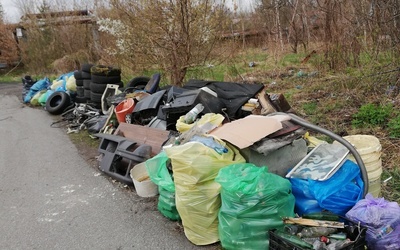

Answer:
[290,160,364,216]
[23,77,51,103]
[309,160,364,215]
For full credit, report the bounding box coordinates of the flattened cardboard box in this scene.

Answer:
[210,115,285,149]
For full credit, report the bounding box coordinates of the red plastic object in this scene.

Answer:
[115,98,135,123]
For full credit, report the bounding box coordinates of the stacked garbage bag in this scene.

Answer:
[23,73,78,115]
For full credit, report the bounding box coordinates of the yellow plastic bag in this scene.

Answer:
[50,79,63,90]
[304,132,328,148]
[176,113,225,133]
[164,138,245,245]
[30,89,47,106]
[66,75,76,92]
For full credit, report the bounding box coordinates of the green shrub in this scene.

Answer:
[302,101,318,115]
[351,103,392,127]
[388,115,400,138]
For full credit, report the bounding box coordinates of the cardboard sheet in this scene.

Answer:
[210,115,283,149]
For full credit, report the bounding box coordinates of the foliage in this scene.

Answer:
[302,101,318,115]
[351,103,393,128]
[388,115,400,139]
[7,0,99,74]
[0,2,3,22]
[0,23,19,67]
[381,167,400,203]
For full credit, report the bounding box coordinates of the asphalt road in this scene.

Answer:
[0,83,218,250]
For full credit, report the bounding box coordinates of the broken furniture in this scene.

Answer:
[95,133,152,186]
[114,123,171,157]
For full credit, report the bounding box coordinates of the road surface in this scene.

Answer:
[0,83,218,250]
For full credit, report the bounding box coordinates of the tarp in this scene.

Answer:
[184,80,264,118]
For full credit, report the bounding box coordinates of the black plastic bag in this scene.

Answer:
[85,115,108,134]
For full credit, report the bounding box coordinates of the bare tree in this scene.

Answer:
[100,0,229,86]
[15,0,97,72]
[0,3,4,23]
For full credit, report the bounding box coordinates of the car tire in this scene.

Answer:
[46,91,71,115]
[91,65,121,77]
[81,63,94,73]
[74,96,87,103]
[76,86,85,96]
[91,74,121,85]
[81,71,92,79]
[76,79,84,87]
[84,89,91,99]
[83,79,91,89]
[90,91,103,103]
[90,82,108,94]
[127,76,150,88]
[74,70,83,80]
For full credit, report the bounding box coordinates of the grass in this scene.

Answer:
[0,69,25,83]
[68,130,100,149]
[381,167,400,202]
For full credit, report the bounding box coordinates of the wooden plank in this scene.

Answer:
[114,123,170,157]
[283,217,345,229]
[257,90,277,115]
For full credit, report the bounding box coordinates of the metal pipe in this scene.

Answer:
[270,112,369,197]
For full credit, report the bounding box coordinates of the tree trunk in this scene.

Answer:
[275,0,284,51]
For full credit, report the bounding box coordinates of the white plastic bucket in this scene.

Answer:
[343,135,383,197]
[130,162,158,197]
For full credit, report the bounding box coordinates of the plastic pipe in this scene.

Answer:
[270,112,369,197]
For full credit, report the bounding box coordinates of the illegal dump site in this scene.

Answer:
[21,64,400,250]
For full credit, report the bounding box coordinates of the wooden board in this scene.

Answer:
[283,217,345,229]
[114,123,170,157]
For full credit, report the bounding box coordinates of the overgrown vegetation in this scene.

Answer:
[352,104,393,128]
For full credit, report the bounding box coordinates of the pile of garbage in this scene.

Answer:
[21,65,399,250]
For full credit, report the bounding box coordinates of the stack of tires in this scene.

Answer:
[90,65,123,109]
[74,63,93,104]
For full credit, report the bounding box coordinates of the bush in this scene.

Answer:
[388,115,400,138]
[351,103,392,128]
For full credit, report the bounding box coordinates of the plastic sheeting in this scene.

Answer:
[183,80,264,119]
[164,140,245,245]
[175,113,225,133]
[215,163,295,250]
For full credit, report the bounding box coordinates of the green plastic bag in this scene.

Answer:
[30,89,46,106]
[157,186,180,221]
[215,163,295,250]
[145,152,180,220]
[145,151,174,192]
